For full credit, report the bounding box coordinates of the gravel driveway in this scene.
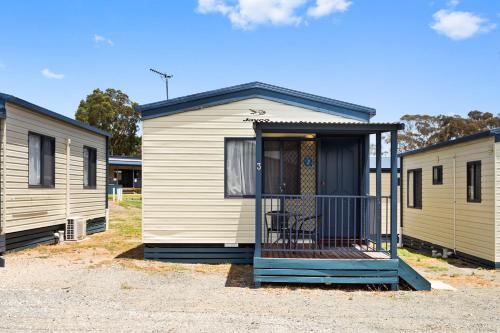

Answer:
[0,252,498,333]
[0,202,498,332]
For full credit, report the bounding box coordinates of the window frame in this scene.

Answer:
[83,146,97,189]
[407,168,422,209]
[224,137,257,199]
[432,165,443,185]
[28,132,55,188]
[466,160,481,203]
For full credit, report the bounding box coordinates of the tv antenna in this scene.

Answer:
[149,68,173,99]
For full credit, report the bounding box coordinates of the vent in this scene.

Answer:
[66,217,86,241]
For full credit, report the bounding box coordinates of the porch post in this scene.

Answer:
[255,128,262,258]
[375,132,382,251]
[390,130,398,259]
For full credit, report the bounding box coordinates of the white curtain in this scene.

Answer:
[28,134,41,185]
[226,140,256,196]
[83,148,89,186]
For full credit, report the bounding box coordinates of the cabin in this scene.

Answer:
[0,93,109,260]
[400,129,500,268]
[108,156,142,194]
[138,82,429,289]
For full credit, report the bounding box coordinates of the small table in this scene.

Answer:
[265,210,301,245]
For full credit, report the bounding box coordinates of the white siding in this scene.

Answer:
[142,97,361,244]
[402,137,496,262]
[495,142,500,263]
[4,103,106,233]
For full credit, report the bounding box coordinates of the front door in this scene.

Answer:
[319,137,362,243]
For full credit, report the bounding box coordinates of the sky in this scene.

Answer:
[0,0,499,123]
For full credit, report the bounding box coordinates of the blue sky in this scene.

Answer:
[0,0,498,122]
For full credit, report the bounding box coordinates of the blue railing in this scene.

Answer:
[262,194,390,254]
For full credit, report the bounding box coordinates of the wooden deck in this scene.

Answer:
[261,246,390,260]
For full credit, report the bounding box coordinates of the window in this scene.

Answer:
[432,165,443,185]
[407,168,422,209]
[263,140,301,195]
[225,138,256,197]
[28,132,55,187]
[83,146,97,188]
[467,161,481,203]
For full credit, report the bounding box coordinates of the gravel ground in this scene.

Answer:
[0,252,498,333]
[0,202,498,332]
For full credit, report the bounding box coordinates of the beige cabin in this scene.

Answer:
[138,82,402,267]
[400,130,500,268]
[0,93,109,254]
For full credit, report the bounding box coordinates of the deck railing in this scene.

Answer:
[261,194,390,254]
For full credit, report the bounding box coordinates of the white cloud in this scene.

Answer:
[307,0,351,18]
[447,0,459,8]
[197,0,351,29]
[431,9,496,40]
[94,34,114,46]
[41,68,64,80]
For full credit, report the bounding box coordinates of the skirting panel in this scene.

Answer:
[0,234,5,253]
[144,244,254,264]
[254,257,399,285]
[86,217,106,235]
[5,224,65,252]
[402,235,499,268]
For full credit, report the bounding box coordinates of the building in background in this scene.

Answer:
[108,156,142,194]
[400,129,500,268]
[0,93,109,257]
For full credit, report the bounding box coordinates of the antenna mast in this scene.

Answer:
[149,68,173,99]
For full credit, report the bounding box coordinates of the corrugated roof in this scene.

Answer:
[109,156,142,166]
[399,128,500,157]
[138,82,376,122]
[0,93,111,137]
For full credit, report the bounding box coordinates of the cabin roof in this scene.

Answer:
[399,128,500,157]
[109,156,142,166]
[0,93,111,137]
[137,82,376,122]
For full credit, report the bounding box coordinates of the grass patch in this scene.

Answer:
[112,194,142,209]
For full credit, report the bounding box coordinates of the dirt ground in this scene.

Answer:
[0,200,498,332]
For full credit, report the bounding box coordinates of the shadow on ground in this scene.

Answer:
[116,244,144,260]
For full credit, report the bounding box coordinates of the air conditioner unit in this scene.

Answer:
[66,217,86,241]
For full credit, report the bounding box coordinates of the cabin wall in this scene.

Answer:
[401,137,496,263]
[495,142,500,264]
[4,102,107,234]
[0,118,5,236]
[369,171,400,234]
[142,97,360,244]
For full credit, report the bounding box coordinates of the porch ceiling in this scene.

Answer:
[254,121,403,134]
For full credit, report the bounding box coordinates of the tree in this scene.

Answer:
[397,111,500,152]
[76,89,141,156]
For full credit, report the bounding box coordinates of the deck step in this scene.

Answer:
[398,257,431,291]
[254,257,399,285]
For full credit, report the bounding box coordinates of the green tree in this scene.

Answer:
[76,89,141,156]
[397,111,500,152]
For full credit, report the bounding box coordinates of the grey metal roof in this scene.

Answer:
[399,128,500,157]
[138,82,376,122]
[109,156,142,166]
[254,121,403,133]
[369,156,400,170]
[0,93,111,137]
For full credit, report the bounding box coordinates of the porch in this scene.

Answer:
[253,121,402,287]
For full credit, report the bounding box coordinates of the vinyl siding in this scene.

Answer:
[142,97,360,244]
[4,102,106,233]
[0,118,5,235]
[495,142,500,263]
[369,171,400,234]
[402,137,496,262]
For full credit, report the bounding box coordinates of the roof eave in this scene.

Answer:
[0,93,111,137]
[137,82,376,122]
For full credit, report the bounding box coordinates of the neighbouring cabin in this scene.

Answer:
[108,156,142,194]
[139,82,429,289]
[0,93,110,255]
[400,130,500,268]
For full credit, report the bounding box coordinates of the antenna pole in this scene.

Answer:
[149,68,173,100]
